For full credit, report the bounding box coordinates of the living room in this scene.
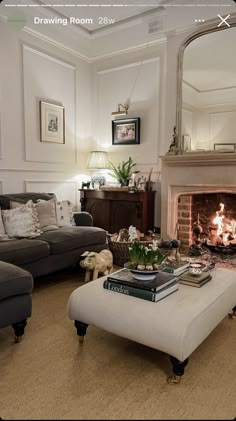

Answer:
[0,0,236,420]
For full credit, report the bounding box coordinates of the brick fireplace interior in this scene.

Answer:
[177,193,236,253]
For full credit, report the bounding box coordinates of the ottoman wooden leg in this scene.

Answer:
[12,319,27,343]
[167,356,189,384]
[74,320,88,344]
[228,305,236,319]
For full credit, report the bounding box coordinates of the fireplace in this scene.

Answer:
[177,192,236,252]
[160,153,236,253]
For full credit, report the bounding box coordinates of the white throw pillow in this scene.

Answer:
[10,199,42,233]
[36,199,59,232]
[2,203,42,238]
[55,200,74,227]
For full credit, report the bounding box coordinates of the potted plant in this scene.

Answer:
[109,157,136,187]
[127,240,166,271]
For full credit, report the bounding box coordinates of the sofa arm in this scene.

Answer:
[73,211,93,227]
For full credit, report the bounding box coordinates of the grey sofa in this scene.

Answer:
[0,193,107,278]
[0,261,33,341]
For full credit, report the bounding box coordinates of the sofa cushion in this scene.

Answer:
[55,200,74,227]
[0,261,33,301]
[0,207,6,236]
[0,238,50,265]
[35,199,58,232]
[2,202,42,238]
[39,226,107,255]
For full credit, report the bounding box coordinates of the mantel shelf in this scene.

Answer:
[160,152,236,166]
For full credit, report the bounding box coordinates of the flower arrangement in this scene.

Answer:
[127,240,166,271]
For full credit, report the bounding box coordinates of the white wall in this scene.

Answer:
[0,20,93,208]
[92,43,166,227]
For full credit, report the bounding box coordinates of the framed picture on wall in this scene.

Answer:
[112,117,140,145]
[40,101,65,144]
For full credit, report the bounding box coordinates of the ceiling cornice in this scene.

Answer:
[0,12,168,63]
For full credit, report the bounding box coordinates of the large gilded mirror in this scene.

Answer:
[176,14,236,154]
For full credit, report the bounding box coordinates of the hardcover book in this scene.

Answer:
[178,271,211,284]
[160,260,190,275]
[103,280,178,302]
[179,275,212,288]
[107,269,177,292]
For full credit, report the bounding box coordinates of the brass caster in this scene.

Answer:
[167,375,181,384]
[79,336,84,344]
[15,335,23,343]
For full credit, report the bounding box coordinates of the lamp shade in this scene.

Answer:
[87,151,109,169]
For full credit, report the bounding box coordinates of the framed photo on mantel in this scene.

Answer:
[40,101,65,144]
[214,143,236,153]
[182,135,191,152]
[112,117,140,145]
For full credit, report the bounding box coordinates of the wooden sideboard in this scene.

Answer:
[79,189,156,234]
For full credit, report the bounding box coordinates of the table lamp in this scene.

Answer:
[86,151,110,189]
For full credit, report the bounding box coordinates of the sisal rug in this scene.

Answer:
[0,266,236,420]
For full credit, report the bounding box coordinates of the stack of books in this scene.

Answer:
[178,271,212,288]
[103,269,178,302]
[159,260,190,277]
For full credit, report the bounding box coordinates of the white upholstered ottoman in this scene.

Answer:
[68,268,236,383]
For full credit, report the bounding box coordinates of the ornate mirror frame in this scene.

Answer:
[176,13,236,153]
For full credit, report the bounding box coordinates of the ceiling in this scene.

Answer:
[37,0,167,32]
[183,26,236,91]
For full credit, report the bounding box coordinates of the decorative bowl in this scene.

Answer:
[188,262,206,276]
[127,267,159,281]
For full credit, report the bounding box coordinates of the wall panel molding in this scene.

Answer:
[209,110,236,146]
[23,44,76,165]
[0,168,73,173]
[97,57,159,75]
[23,44,76,71]
[25,180,79,208]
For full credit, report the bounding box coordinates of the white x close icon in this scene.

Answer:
[218,14,231,27]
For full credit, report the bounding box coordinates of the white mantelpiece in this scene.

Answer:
[160,153,236,240]
[161,152,236,166]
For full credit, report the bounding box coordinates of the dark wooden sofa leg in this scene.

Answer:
[228,305,236,319]
[167,356,189,384]
[74,320,88,344]
[12,319,27,343]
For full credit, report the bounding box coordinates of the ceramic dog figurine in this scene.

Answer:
[80,249,113,282]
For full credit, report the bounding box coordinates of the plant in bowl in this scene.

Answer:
[127,240,166,271]
[109,157,137,187]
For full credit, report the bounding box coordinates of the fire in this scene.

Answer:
[212,202,236,244]
[213,203,224,237]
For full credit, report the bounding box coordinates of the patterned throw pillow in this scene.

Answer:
[55,200,74,227]
[10,199,42,234]
[2,202,42,238]
[35,199,59,232]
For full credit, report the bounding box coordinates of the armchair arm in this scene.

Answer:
[73,211,93,227]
